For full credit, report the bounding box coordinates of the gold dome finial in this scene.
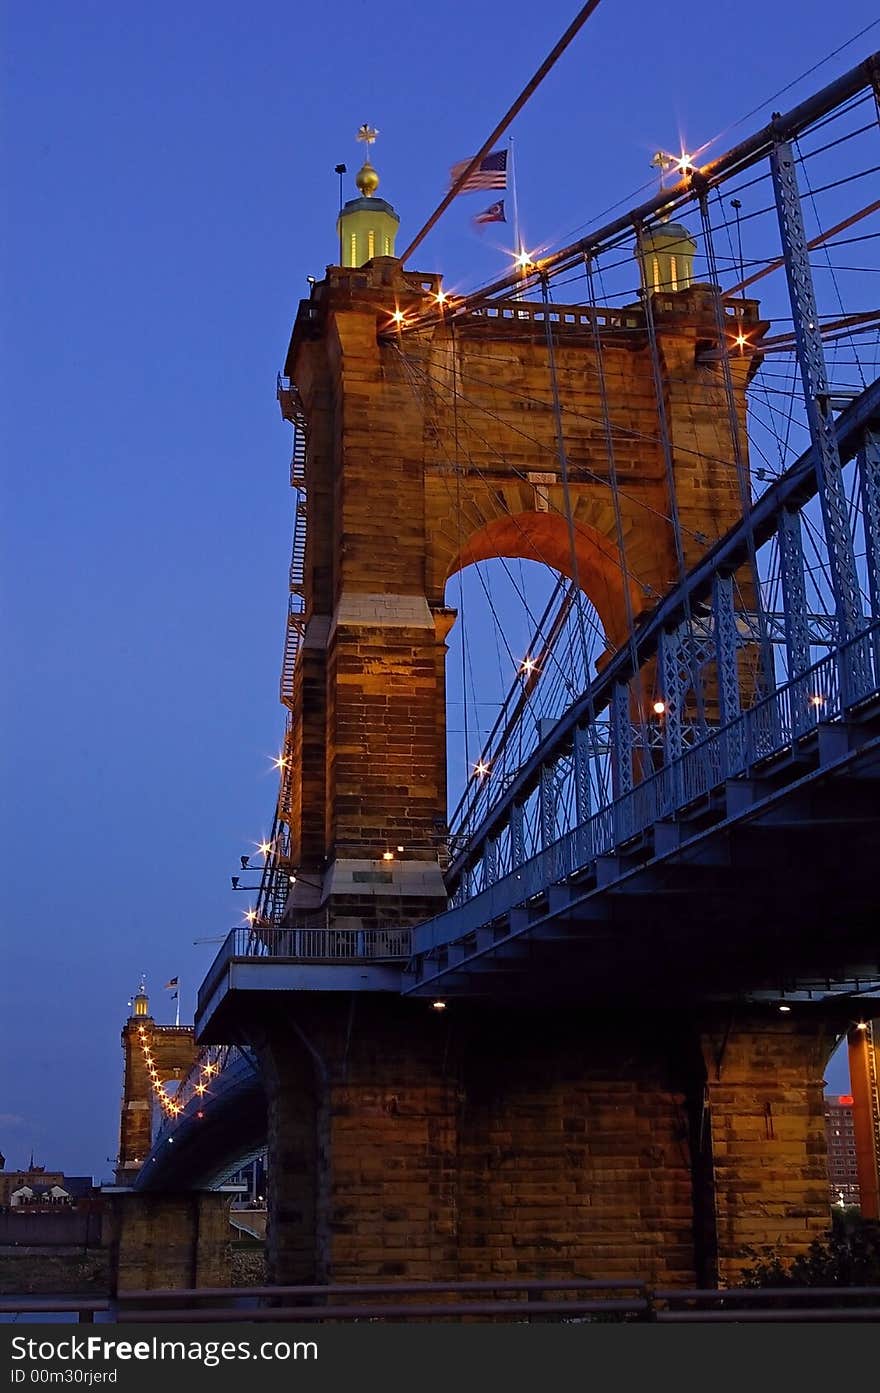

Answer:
[355,123,380,197]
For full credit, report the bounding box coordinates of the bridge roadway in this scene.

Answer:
[133,1048,265,1192]
[406,707,880,1003]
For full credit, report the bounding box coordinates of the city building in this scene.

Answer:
[824,1095,860,1207]
[0,1158,93,1211]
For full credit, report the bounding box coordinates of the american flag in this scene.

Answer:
[473,199,506,226]
[449,148,508,194]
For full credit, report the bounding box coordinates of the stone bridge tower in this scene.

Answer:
[117,982,196,1182]
[278,157,764,934]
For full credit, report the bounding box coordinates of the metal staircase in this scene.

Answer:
[277,377,308,709]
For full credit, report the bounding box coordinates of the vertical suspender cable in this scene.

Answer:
[584,253,649,741]
[540,272,590,673]
[634,226,708,731]
[698,188,776,695]
[540,272,608,795]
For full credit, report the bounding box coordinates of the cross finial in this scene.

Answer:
[356,123,379,147]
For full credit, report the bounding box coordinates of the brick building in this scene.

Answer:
[0,1157,93,1210]
[824,1095,860,1207]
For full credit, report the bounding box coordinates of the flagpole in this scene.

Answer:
[509,137,521,259]
[175,986,180,1028]
[509,137,522,302]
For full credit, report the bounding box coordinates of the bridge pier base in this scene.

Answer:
[255,999,840,1289]
[254,1002,740,1281]
[698,1011,836,1286]
[106,1191,233,1293]
[259,999,460,1286]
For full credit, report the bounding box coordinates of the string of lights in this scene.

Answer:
[137,1023,222,1120]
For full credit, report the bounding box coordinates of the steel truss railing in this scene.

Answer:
[416,620,880,953]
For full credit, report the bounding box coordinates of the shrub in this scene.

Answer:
[740,1216,880,1287]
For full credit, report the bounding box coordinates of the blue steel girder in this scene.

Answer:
[658,622,704,813]
[770,137,864,643]
[510,801,526,867]
[482,835,498,887]
[778,508,814,737]
[712,575,742,727]
[611,680,633,798]
[689,609,837,647]
[539,762,559,887]
[714,574,747,774]
[658,625,687,765]
[573,723,592,825]
[861,429,880,625]
[777,509,811,676]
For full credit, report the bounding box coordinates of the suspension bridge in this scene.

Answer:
[114,42,880,1294]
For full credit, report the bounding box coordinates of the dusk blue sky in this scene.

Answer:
[3,1,876,1176]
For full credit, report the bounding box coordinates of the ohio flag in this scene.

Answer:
[473,199,506,227]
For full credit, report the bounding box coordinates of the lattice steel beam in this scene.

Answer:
[712,575,742,727]
[860,429,880,624]
[510,802,526,868]
[539,763,557,851]
[771,137,864,642]
[482,836,499,887]
[777,509,811,679]
[611,681,633,798]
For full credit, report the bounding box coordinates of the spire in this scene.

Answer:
[337,124,400,268]
[355,123,380,197]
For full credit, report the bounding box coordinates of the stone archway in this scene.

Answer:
[444,508,642,654]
